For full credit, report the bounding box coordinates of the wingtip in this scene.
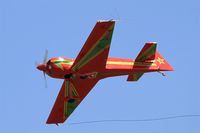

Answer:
[97,19,118,23]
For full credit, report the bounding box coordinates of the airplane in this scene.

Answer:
[36,20,173,125]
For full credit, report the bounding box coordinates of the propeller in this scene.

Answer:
[43,71,47,88]
[43,49,48,64]
[43,49,48,88]
[36,49,49,88]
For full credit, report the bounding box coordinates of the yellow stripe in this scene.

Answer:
[62,62,73,65]
[70,83,79,96]
[106,61,157,67]
[63,60,157,67]
[107,61,133,65]
[77,45,110,70]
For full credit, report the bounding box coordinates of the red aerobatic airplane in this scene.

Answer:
[36,20,173,125]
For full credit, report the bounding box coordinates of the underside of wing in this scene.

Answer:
[71,20,115,73]
[46,78,99,124]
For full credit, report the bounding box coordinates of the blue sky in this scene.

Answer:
[0,0,200,132]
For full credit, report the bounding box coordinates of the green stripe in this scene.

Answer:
[72,24,115,71]
[67,100,78,116]
[69,83,79,96]
[64,102,68,118]
[65,81,69,97]
[72,87,78,96]
[134,73,143,81]
[52,60,73,70]
[75,38,110,69]
[73,89,78,96]
[52,60,73,65]
[55,63,64,70]
[137,44,156,61]
[74,27,114,70]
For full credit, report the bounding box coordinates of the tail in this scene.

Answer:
[154,51,174,71]
[127,42,173,81]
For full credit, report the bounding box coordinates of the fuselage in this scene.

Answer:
[39,56,158,80]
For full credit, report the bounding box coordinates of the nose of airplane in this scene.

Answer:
[37,64,46,71]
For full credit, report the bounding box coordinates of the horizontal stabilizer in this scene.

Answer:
[127,73,144,82]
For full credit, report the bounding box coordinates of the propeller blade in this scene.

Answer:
[43,71,48,88]
[43,49,48,64]
[36,50,49,88]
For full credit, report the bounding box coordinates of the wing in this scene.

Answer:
[71,20,115,73]
[46,78,99,124]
